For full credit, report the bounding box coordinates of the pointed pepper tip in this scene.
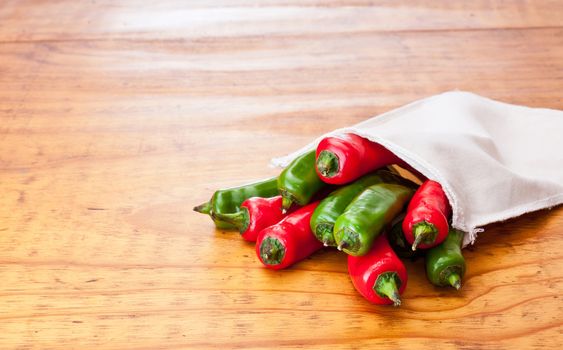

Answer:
[193,201,211,214]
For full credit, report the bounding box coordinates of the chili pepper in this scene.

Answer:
[256,201,323,270]
[315,133,403,185]
[402,180,451,251]
[211,196,287,242]
[310,170,415,247]
[348,234,407,306]
[334,184,413,255]
[334,183,413,256]
[387,214,421,260]
[278,150,326,212]
[425,229,466,290]
[194,176,279,229]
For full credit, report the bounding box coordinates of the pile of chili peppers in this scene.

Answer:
[195,134,466,307]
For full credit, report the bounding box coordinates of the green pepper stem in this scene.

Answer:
[337,228,361,255]
[193,201,211,215]
[211,209,249,234]
[259,237,285,266]
[447,272,462,290]
[281,196,293,214]
[411,222,437,251]
[316,150,339,178]
[374,272,402,307]
[316,223,336,247]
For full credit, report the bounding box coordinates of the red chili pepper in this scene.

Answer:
[348,234,407,306]
[212,196,288,242]
[402,180,451,250]
[256,201,323,270]
[315,134,404,185]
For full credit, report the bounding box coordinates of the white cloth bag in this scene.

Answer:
[272,91,563,246]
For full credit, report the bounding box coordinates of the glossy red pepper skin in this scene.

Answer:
[241,196,287,241]
[315,134,403,185]
[256,201,323,270]
[348,234,407,306]
[402,180,451,250]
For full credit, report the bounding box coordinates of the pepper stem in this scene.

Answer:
[374,272,402,307]
[315,223,336,247]
[211,208,249,234]
[447,272,462,290]
[411,222,437,251]
[281,196,294,214]
[316,150,339,178]
[259,237,285,266]
[337,228,361,254]
[193,201,211,215]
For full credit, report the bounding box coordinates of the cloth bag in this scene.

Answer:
[272,91,563,246]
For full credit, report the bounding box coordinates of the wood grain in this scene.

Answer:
[1,1,562,349]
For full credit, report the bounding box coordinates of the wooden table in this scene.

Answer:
[1,1,562,348]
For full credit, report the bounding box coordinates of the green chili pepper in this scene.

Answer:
[278,150,326,212]
[334,183,413,256]
[387,214,421,260]
[310,170,416,247]
[425,229,466,290]
[193,176,279,229]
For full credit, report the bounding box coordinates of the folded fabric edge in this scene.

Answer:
[269,91,456,167]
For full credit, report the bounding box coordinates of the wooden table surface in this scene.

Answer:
[1,1,562,349]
